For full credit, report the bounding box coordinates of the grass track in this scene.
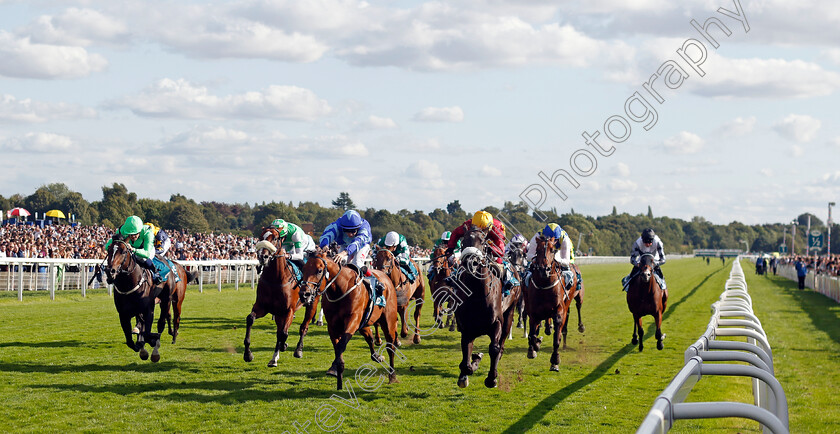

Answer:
[0,258,837,432]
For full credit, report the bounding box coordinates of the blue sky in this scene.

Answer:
[1,0,838,225]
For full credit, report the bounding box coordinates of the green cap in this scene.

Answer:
[120,216,143,235]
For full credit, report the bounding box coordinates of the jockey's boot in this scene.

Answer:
[152,271,164,285]
[428,266,436,281]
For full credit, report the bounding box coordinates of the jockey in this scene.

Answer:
[272,218,316,269]
[429,231,460,281]
[447,210,519,297]
[104,216,170,285]
[376,231,417,283]
[320,210,384,306]
[525,223,578,291]
[505,233,528,259]
[624,228,667,295]
[148,223,171,257]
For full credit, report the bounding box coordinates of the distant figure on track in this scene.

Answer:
[622,228,667,300]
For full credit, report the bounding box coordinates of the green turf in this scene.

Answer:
[0,258,836,433]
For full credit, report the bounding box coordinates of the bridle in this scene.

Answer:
[529,237,561,290]
[302,256,348,304]
[376,248,406,288]
[105,239,147,295]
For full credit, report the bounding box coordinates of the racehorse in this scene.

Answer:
[429,245,456,331]
[523,236,584,371]
[372,248,425,345]
[104,235,164,362]
[301,249,400,390]
[258,226,324,326]
[243,242,320,366]
[626,253,667,351]
[157,259,192,344]
[449,227,519,388]
[507,247,528,331]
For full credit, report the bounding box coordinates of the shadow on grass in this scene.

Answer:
[0,339,86,348]
[0,360,202,374]
[502,266,726,433]
[772,276,840,347]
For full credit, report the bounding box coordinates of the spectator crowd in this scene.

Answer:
[778,254,840,277]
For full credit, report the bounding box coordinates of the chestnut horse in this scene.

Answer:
[104,236,164,362]
[626,253,667,351]
[450,228,520,388]
[301,249,400,390]
[157,259,192,344]
[372,248,425,345]
[244,242,321,365]
[429,245,456,331]
[523,236,585,371]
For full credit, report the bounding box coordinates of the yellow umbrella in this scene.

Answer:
[45,209,66,219]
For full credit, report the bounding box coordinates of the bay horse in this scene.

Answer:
[104,235,164,362]
[429,245,456,331]
[450,228,519,388]
[301,249,400,390]
[626,253,667,351]
[523,236,585,371]
[372,248,425,345]
[156,259,192,344]
[244,242,321,365]
[507,247,528,331]
[258,226,324,325]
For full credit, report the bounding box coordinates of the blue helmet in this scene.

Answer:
[542,223,563,239]
[338,210,363,231]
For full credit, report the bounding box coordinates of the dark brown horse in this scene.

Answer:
[244,242,320,365]
[450,228,519,388]
[626,253,667,351]
[301,249,400,390]
[372,248,425,345]
[523,236,585,371]
[104,236,164,362]
[429,245,456,331]
[507,247,528,331]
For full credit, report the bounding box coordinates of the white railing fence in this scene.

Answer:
[637,258,789,434]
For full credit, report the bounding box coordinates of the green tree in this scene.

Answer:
[98,183,140,227]
[24,186,57,214]
[331,192,356,211]
[169,203,210,233]
[61,191,95,224]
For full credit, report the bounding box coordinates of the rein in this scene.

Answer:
[107,240,148,296]
[308,257,358,303]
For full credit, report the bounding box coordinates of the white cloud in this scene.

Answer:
[693,57,840,100]
[0,31,107,79]
[792,145,804,158]
[1,132,74,152]
[364,115,398,130]
[113,79,332,121]
[0,94,96,123]
[760,168,774,177]
[718,116,756,137]
[614,162,630,177]
[609,178,637,191]
[773,114,821,143]
[662,131,704,155]
[821,48,840,65]
[406,160,443,179]
[830,137,840,148]
[480,165,502,177]
[23,8,129,47]
[413,106,464,122]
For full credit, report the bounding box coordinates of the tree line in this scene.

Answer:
[2,183,835,255]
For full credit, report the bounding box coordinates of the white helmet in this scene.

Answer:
[384,231,400,247]
[511,234,526,245]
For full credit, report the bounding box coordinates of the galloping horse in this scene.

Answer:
[507,247,528,330]
[156,259,192,344]
[523,236,585,371]
[450,228,519,388]
[626,253,667,351]
[301,249,400,390]
[244,242,320,365]
[104,235,164,362]
[372,248,425,345]
[429,245,456,331]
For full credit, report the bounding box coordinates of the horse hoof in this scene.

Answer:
[550,364,559,372]
[656,341,664,351]
[139,349,149,360]
[132,327,140,335]
[171,337,177,345]
[578,324,586,333]
[326,368,338,377]
[375,338,382,346]
[527,349,537,359]
[267,360,278,367]
[243,351,254,363]
[151,353,160,363]
[413,335,421,345]
[371,354,385,363]
[294,349,303,359]
[448,323,456,332]
[458,376,469,388]
[631,337,638,345]
[389,373,397,384]
[395,339,402,348]
[316,321,324,326]
[638,346,644,353]
[280,343,288,352]
[400,331,408,338]
[472,353,483,365]
[484,376,498,388]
